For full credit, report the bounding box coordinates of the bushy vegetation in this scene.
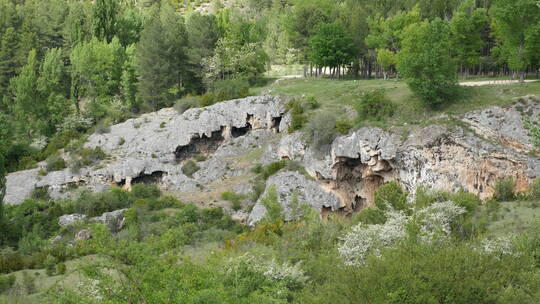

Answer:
[182,160,201,178]
[355,89,396,122]
[493,177,516,202]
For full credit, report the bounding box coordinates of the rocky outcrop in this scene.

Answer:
[3,96,287,205]
[90,209,127,233]
[58,214,87,227]
[4,93,540,227]
[248,171,341,226]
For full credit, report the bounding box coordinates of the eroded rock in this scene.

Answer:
[58,214,87,227]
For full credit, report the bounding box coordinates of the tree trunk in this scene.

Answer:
[519,71,525,83]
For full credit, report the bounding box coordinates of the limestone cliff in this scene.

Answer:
[4,95,540,227]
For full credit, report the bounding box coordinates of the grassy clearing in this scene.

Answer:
[251,77,540,129]
[487,200,540,236]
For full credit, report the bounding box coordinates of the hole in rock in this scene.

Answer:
[175,127,225,162]
[118,171,165,187]
[271,116,282,132]
[231,116,253,138]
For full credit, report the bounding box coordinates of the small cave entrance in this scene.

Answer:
[175,127,225,162]
[132,171,165,185]
[232,115,253,138]
[271,116,282,132]
[117,171,166,187]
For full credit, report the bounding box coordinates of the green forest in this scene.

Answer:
[0,0,540,303]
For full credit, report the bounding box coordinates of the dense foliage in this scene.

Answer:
[0,0,538,173]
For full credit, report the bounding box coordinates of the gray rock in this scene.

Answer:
[58,214,87,227]
[248,171,341,226]
[90,209,127,233]
[75,229,92,241]
[4,96,288,205]
[4,169,39,205]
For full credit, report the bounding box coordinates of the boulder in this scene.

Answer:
[91,209,127,233]
[58,214,87,227]
[75,229,92,241]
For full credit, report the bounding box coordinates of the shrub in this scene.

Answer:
[132,184,161,200]
[212,79,250,102]
[353,208,387,225]
[286,99,308,132]
[174,96,201,114]
[335,120,353,135]
[95,121,111,134]
[304,95,320,109]
[528,178,540,200]
[118,137,126,146]
[221,192,246,211]
[355,89,396,122]
[304,113,338,155]
[200,93,216,107]
[260,186,283,222]
[56,262,66,275]
[31,187,51,201]
[74,147,107,168]
[493,178,515,202]
[0,274,15,293]
[182,160,201,178]
[260,160,287,180]
[44,255,58,276]
[194,153,207,162]
[45,154,66,172]
[374,181,408,212]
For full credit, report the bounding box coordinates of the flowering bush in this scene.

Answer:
[415,201,466,243]
[226,253,308,297]
[339,201,466,265]
[481,236,517,257]
[339,211,408,266]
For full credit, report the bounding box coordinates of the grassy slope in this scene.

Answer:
[251,77,540,128]
[487,200,540,237]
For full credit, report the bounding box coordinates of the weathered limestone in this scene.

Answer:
[247,171,341,226]
[3,96,287,205]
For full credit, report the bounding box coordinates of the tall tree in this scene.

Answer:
[136,4,188,110]
[308,23,355,77]
[397,18,458,108]
[10,49,41,137]
[491,0,540,82]
[450,0,489,76]
[38,48,71,135]
[186,12,220,93]
[92,0,119,43]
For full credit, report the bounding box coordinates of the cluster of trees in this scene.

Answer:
[0,0,539,170]
[0,0,271,173]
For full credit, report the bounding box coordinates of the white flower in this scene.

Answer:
[415,201,466,243]
[338,211,408,266]
[481,236,517,257]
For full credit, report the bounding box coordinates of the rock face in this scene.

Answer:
[90,209,127,233]
[3,96,287,205]
[4,94,540,227]
[58,214,87,227]
[247,171,341,226]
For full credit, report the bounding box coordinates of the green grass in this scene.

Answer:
[251,77,540,129]
[0,255,105,303]
[487,200,540,236]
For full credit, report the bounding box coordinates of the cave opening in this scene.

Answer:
[319,156,389,217]
[175,127,225,162]
[271,116,282,132]
[117,171,166,187]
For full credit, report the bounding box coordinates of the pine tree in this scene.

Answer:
[92,0,119,43]
[136,4,188,110]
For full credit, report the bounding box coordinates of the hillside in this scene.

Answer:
[1,0,540,303]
